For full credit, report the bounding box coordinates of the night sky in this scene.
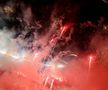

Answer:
[0,0,107,51]
[19,0,108,22]
[0,0,108,22]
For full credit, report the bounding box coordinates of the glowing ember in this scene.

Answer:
[89,56,93,70]
[3,5,13,13]
[88,55,96,70]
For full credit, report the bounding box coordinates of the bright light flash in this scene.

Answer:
[57,64,64,68]
[0,50,7,55]
[89,55,93,70]
[0,50,25,60]
[11,55,20,59]
[55,77,63,82]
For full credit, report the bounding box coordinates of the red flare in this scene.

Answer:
[60,23,73,37]
[88,54,96,70]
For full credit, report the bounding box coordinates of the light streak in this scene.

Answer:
[0,50,25,60]
[44,76,49,87]
[89,56,93,70]
[70,53,78,57]
[102,0,108,4]
[60,23,72,37]
[50,38,56,44]
[11,54,20,59]
[50,79,54,90]
[33,52,39,61]
[60,26,66,37]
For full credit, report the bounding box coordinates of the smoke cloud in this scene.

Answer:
[0,0,108,90]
